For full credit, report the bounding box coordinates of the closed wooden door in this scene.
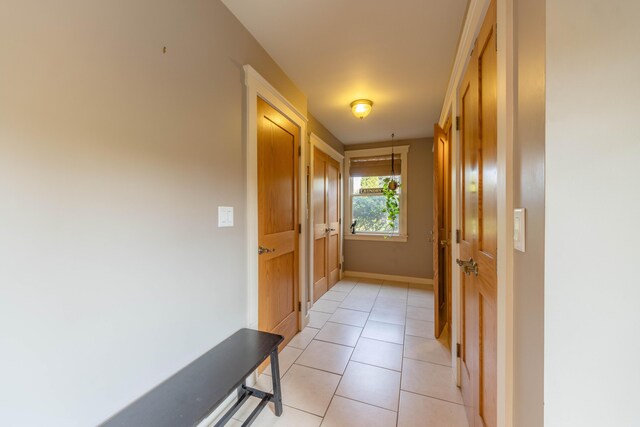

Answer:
[313,148,329,301]
[257,97,299,348]
[458,2,498,426]
[313,148,341,302]
[433,121,452,339]
[326,155,341,289]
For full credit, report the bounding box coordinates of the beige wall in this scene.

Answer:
[545,0,640,425]
[512,0,545,424]
[0,1,306,425]
[343,138,433,279]
[308,112,345,154]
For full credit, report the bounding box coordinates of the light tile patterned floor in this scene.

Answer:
[226,277,468,427]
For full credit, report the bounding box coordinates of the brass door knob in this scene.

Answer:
[456,258,479,276]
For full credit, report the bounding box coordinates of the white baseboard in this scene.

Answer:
[344,271,434,288]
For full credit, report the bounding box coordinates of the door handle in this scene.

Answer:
[440,239,450,247]
[456,258,479,276]
[330,228,336,232]
[325,228,330,233]
[258,246,276,255]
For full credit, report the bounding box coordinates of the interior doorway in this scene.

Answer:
[257,97,300,347]
[433,118,452,342]
[309,134,344,304]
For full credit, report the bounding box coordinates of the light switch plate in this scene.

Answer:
[514,208,526,252]
[218,206,234,227]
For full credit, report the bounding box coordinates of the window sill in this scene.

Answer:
[344,234,408,243]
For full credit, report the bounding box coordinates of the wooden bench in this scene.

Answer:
[102,329,284,427]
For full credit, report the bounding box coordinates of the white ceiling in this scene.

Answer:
[222,0,468,144]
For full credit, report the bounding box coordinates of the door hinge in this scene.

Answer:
[495,24,498,51]
[339,218,342,225]
[298,146,301,157]
[456,343,461,358]
[456,229,461,243]
[339,263,342,270]
[298,223,302,234]
[339,173,342,180]
[455,116,460,131]
[298,301,302,311]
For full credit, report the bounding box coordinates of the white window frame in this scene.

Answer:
[344,146,409,242]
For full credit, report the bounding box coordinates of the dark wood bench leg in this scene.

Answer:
[269,349,283,416]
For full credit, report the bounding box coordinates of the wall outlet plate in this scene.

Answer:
[218,206,234,227]
[514,208,526,252]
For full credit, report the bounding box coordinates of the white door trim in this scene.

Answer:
[439,0,514,426]
[309,133,345,304]
[244,64,309,331]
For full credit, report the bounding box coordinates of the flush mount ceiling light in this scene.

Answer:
[350,99,373,119]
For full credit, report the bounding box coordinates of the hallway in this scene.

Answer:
[225,278,467,427]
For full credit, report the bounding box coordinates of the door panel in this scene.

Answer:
[313,148,328,301]
[433,123,452,339]
[258,97,299,349]
[313,148,341,301]
[457,2,498,426]
[326,156,341,289]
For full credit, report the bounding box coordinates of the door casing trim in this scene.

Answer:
[309,133,344,305]
[244,65,309,331]
[439,0,514,425]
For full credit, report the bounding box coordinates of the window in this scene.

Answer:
[344,146,409,242]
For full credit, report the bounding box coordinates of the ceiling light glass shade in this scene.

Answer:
[350,99,373,119]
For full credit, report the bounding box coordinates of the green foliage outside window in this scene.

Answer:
[352,176,400,233]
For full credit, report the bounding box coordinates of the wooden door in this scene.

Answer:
[313,147,341,302]
[433,121,452,339]
[458,2,498,426]
[326,156,341,289]
[257,97,299,348]
[313,148,329,301]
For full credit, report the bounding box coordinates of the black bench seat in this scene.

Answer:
[101,328,284,427]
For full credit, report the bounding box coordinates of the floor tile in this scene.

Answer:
[281,364,341,416]
[315,322,363,347]
[328,308,369,327]
[398,391,468,427]
[374,296,408,310]
[321,396,397,427]
[403,335,451,366]
[401,358,463,404]
[350,284,380,298]
[406,306,434,322]
[405,318,435,339]
[321,290,350,302]
[308,311,332,329]
[336,361,401,411]
[368,307,406,326]
[357,278,383,285]
[331,281,357,292]
[310,299,342,314]
[246,404,323,427]
[288,327,320,350]
[339,296,375,312]
[264,346,303,377]
[351,337,403,371]
[408,286,434,299]
[407,295,434,309]
[295,340,353,374]
[378,286,408,300]
[361,320,405,344]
